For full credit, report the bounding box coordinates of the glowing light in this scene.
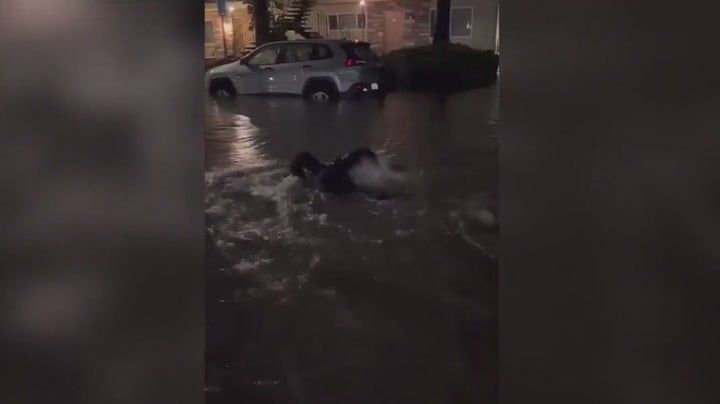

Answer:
[359,0,366,6]
[229,6,235,12]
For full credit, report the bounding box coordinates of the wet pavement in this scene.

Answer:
[205,87,499,404]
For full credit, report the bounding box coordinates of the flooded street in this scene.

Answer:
[205,87,499,404]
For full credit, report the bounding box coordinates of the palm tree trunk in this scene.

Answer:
[433,0,451,44]
[253,0,272,45]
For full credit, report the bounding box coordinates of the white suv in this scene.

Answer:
[205,39,384,102]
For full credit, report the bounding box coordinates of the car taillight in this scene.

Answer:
[345,57,366,67]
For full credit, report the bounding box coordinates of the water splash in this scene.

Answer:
[348,154,415,197]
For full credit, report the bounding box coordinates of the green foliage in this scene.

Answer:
[238,0,280,30]
[382,43,499,93]
[269,13,295,41]
[241,0,317,42]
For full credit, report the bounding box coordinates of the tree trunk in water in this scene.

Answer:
[253,0,271,45]
[433,0,451,44]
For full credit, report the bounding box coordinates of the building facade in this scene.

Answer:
[204,1,255,60]
[305,0,499,54]
[204,0,500,59]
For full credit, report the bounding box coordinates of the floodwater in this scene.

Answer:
[205,87,499,404]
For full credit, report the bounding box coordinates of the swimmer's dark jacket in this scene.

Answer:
[289,148,379,195]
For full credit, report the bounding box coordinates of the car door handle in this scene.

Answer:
[263,67,273,71]
[302,65,313,69]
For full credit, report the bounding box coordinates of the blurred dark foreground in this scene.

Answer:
[0,2,203,404]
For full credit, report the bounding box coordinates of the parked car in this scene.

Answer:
[205,39,385,102]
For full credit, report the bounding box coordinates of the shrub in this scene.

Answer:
[382,43,499,93]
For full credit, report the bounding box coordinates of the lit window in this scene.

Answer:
[338,14,357,29]
[328,14,366,30]
[451,8,472,37]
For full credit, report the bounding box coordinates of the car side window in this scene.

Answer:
[247,45,281,66]
[284,44,314,63]
[311,44,333,60]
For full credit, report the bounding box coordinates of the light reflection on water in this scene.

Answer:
[206,102,274,170]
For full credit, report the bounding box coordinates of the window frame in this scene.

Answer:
[204,21,216,44]
[245,43,336,66]
[327,13,367,31]
[429,6,474,39]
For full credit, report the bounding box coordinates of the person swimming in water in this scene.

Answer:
[289,147,392,197]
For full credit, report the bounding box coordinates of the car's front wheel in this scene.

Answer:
[208,78,237,98]
[303,81,338,103]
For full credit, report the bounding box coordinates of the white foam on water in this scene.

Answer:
[208,167,317,245]
[266,278,288,292]
[348,155,411,197]
[206,197,235,216]
[445,193,498,230]
[206,204,225,216]
[247,172,298,199]
[205,167,249,187]
[394,229,415,237]
[233,258,274,274]
[303,212,328,226]
[221,168,286,192]
[468,207,498,228]
[227,218,295,241]
[462,193,498,228]
[449,210,496,261]
[309,253,321,268]
[297,273,308,288]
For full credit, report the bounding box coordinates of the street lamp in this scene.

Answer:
[359,0,366,41]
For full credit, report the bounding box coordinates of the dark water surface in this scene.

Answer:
[205,87,499,404]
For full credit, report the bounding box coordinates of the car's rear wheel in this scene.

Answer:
[209,78,237,98]
[303,81,338,103]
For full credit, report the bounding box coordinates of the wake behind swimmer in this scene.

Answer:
[289,148,407,199]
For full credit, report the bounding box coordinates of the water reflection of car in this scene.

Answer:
[205,39,385,102]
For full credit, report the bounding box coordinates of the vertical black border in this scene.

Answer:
[501,0,720,403]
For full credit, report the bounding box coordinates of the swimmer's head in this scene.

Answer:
[290,152,323,178]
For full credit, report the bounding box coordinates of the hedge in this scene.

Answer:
[381,43,499,93]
